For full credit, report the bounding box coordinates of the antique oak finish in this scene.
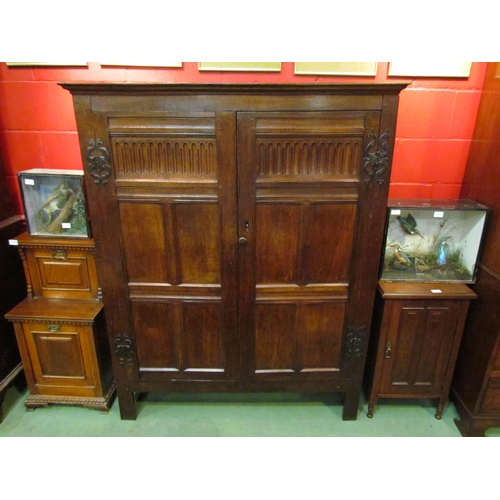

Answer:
[6,298,114,412]
[62,83,408,420]
[452,62,500,436]
[366,282,476,419]
[5,235,114,413]
[14,232,101,301]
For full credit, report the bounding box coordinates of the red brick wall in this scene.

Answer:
[0,62,487,215]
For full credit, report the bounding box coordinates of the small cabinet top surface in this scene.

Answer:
[378,281,477,300]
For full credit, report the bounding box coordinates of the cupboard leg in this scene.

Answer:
[117,388,137,420]
[342,389,361,420]
[435,402,444,419]
[367,404,375,418]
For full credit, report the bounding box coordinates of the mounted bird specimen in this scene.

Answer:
[37,181,76,223]
[436,236,451,266]
[389,244,413,270]
[397,213,424,238]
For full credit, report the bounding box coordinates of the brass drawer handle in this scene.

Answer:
[51,249,67,260]
[47,324,61,332]
[384,341,392,359]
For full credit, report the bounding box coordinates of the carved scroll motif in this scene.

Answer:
[86,139,111,185]
[344,326,368,359]
[363,128,391,186]
[114,333,136,367]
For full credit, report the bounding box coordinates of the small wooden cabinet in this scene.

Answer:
[366,282,476,419]
[5,236,114,413]
[6,299,114,411]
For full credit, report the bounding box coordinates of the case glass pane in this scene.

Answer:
[380,200,488,283]
[18,169,90,238]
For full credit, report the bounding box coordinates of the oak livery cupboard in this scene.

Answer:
[62,83,407,420]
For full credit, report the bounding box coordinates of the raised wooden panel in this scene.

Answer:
[255,304,296,372]
[414,308,450,385]
[388,307,424,385]
[297,302,345,371]
[307,203,357,284]
[33,331,85,378]
[120,202,169,283]
[38,260,89,288]
[255,301,345,373]
[182,302,224,371]
[174,203,221,285]
[256,203,301,284]
[132,302,178,370]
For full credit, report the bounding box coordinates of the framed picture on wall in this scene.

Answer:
[388,62,472,78]
[6,62,88,66]
[294,62,378,76]
[198,62,281,72]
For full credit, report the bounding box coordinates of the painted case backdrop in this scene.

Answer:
[380,200,488,283]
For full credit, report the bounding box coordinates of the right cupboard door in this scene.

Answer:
[237,111,384,392]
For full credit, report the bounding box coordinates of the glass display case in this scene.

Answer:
[380,199,488,283]
[18,169,90,238]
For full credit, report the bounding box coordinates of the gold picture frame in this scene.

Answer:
[6,62,88,66]
[388,62,472,78]
[198,62,281,72]
[294,62,378,76]
[99,62,183,67]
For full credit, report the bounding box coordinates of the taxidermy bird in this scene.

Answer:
[38,181,75,222]
[436,237,451,266]
[414,256,434,272]
[397,213,424,239]
[389,244,413,270]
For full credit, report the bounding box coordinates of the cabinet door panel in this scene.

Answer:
[23,322,95,389]
[238,111,381,380]
[96,111,238,380]
[380,301,459,394]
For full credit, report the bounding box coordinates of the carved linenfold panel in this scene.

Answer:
[111,138,217,178]
[256,139,362,177]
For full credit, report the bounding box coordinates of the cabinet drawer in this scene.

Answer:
[480,374,500,415]
[24,246,100,299]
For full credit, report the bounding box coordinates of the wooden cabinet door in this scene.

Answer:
[237,112,382,383]
[20,321,100,396]
[89,111,240,382]
[378,300,462,395]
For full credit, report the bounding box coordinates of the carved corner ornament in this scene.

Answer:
[86,139,111,185]
[114,333,136,367]
[344,326,368,360]
[363,128,390,186]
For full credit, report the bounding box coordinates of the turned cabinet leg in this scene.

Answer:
[367,404,375,418]
[117,388,137,420]
[342,389,361,420]
[435,400,445,419]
